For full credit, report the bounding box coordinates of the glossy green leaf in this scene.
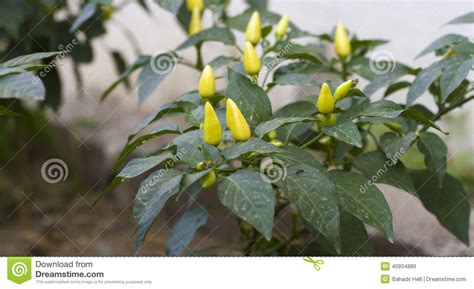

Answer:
[355,100,404,118]
[133,169,184,249]
[118,152,175,179]
[322,117,362,148]
[446,11,474,25]
[379,131,417,161]
[177,27,235,50]
[218,170,275,240]
[167,206,208,256]
[277,163,340,252]
[223,139,279,160]
[255,117,314,138]
[225,68,272,128]
[329,170,394,242]
[411,170,470,245]
[439,55,474,103]
[0,73,45,101]
[417,132,447,187]
[114,124,181,170]
[353,150,416,196]
[416,34,468,59]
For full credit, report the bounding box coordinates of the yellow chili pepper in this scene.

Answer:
[246,11,261,45]
[186,0,204,12]
[203,102,222,146]
[189,6,203,35]
[102,5,114,21]
[243,41,261,76]
[334,22,351,60]
[275,14,289,41]
[334,79,355,101]
[270,139,283,147]
[200,170,216,188]
[317,83,335,114]
[226,98,251,142]
[196,161,206,171]
[199,65,216,99]
[327,113,336,127]
[267,130,277,140]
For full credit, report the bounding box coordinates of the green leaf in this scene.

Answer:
[117,152,175,179]
[169,130,221,166]
[111,51,130,88]
[70,3,97,32]
[400,108,448,135]
[167,206,208,256]
[322,117,362,148]
[225,68,272,128]
[102,55,150,101]
[218,170,275,240]
[154,0,184,14]
[411,170,470,245]
[446,11,474,25]
[133,169,184,249]
[0,52,59,67]
[114,124,181,170]
[384,81,411,98]
[353,150,416,196]
[329,170,394,242]
[255,117,314,138]
[355,100,404,118]
[0,73,45,101]
[208,55,236,70]
[439,55,474,103]
[270,73,321,87]
[417,132,447,187]
[379,131,417,161]
[363,65,413,96]
[416,34,468,59]
[0,105,21,116]
[223,139,279,160]
[276,146,326,172]
[272,41,324,63]
[177,27,236,50]
[407,58,449,105]
[277,163,340,251]
[130,92,199,139]
[274,101,317,144]
[136,52,177,104]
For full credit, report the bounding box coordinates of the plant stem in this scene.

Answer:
[301,132,324,148]
[341,58,348,81]
[196,44,203,70]
[420,95,474,132]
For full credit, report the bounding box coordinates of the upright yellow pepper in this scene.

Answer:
[275,14,289,41]
[317,83,335,114]
[334,79,355,101]
[245,11,261,45]
[186,0,204,12]
[203,102,222,146]
[334,22,351,60]
[226,98,251,141]
[243,41,261,76]
[199,65,216,99]
[189,6,203,35]
[200,170,216,188]
[327,113,336,127]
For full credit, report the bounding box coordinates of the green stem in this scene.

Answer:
[196,44,203,70]
[341,58,349,81]
[301,132,324,148]
[420,95,474,132]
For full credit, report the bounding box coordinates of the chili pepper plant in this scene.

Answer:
[99,1,473,256]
